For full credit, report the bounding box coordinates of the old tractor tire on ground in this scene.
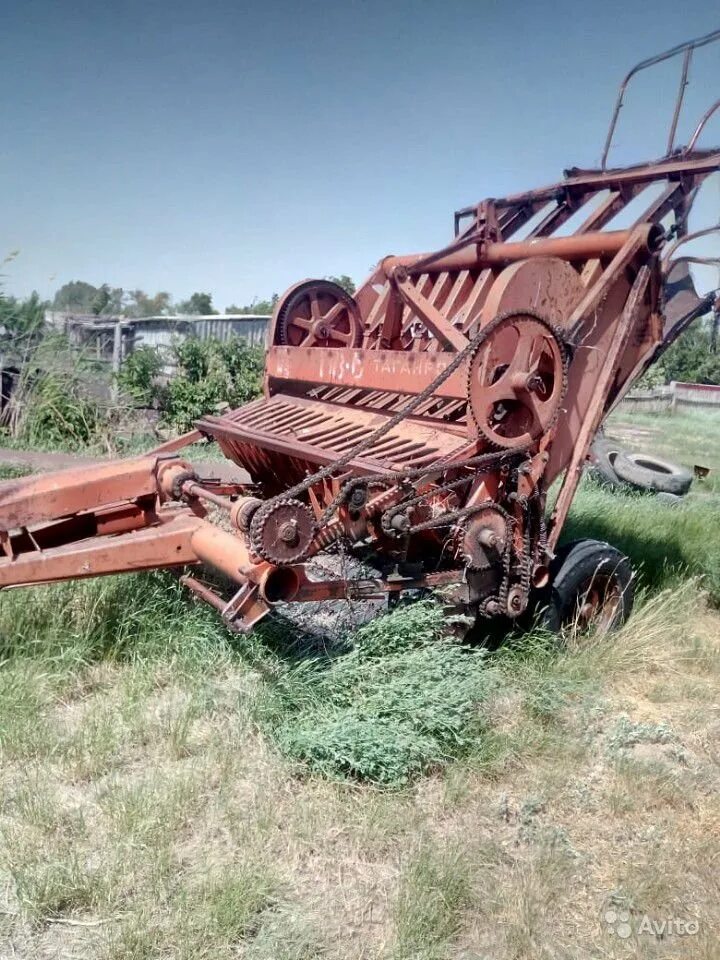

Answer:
[540,539,634,634]
[613,452,693,496]
[588,437,626,489]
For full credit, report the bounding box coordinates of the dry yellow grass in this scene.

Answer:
[0,586,718,959]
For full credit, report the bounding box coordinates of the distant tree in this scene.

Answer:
[327,274,356,295]
[124,290,172,318]
[225,294,278,315]
[52,280,100,313]
[91,284,112,316]
[176,292,217,315]
[660,315,720,385]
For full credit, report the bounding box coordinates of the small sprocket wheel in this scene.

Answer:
[461,507,509,570]
[275,280,363,348]
[249,498,316,565]
[468,311,567,450]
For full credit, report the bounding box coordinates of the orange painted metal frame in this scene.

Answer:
[1,33,719,633]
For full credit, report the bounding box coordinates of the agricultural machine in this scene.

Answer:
[2,31,720,636]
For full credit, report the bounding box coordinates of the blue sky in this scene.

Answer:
[2,0,719,310]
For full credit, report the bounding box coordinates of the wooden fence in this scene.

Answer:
[619,381,720,414]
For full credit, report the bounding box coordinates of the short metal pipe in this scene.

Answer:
[183,481,232,511]
[189,519,300,605]
[180,573,227,613]
[189,520,261,584]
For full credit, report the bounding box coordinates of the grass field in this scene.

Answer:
[0,410,719,959]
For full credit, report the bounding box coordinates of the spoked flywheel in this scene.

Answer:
[467,311,568,449]
[275,279,363,348]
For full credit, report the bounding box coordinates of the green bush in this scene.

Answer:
[163,337,264,431]
[0,334,108,451]
[20,372,102,448]
[116,346,164,406]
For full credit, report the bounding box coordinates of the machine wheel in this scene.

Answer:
[613,452,693,496]
[539,539,634,634]
[275,279,363,348]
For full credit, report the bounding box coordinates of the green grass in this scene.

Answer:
[392,841,473,959]
[0,462,33,480]
[253,602,500,786]
[0,570,231,669]
[0,410,719,957]
[563,476,720,603]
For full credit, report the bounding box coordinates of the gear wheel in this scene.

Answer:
[381,506,411,538]
[467,310,568,450]
[461,507,510,570]
[249,498,316,565]
[275,279,363,348]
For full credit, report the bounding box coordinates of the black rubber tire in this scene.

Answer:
[613,452,693,496]
[588,437,626,489]
[539,539,634,634]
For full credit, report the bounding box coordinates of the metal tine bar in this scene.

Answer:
[252,411,328,434]
[333,430,383,453]
[368,436,424,455]
[685,99,720,154]
[297,420,368,444]
[631,181,687,229]
[667,47,693,154]
[528,201,567,238]
[441,270,474,322]
[575,190,624,233]
[366,393,403,410]
[248,405,324,427]
[308,425,368,447]
[460,270,495,335]
[355,390,383,406]
[325,389,361,405]
[298,422,363,444]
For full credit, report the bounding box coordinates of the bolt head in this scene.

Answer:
[279,520,299,544]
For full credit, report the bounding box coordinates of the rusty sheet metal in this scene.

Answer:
[197,393,472,479]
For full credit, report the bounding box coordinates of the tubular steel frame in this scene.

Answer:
[2,35,720,634]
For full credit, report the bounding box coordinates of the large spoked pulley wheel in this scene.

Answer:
[274,279,363,348]
[467,311,567,450]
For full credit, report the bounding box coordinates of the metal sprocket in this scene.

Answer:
[249,498,316,565]
[467,310,568,450]
[461,506,510,571]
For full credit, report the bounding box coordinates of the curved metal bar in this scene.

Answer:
[602,28,720,170]
[684,99,720,155]
[667,255,720,270]
[662,223,720,261]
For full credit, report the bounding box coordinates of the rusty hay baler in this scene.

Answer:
[2,31,720,636]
